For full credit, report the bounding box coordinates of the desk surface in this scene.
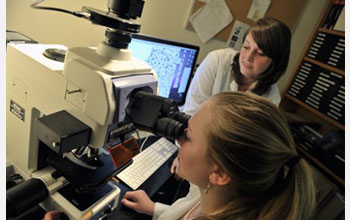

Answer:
[107,136,178,220]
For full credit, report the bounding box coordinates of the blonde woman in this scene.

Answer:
[122,92,316,220]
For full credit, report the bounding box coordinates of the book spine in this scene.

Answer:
[329,0,345,29]
[323,0,342,29]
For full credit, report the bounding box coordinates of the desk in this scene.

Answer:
[107,136,179,220]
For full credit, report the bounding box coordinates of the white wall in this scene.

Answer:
[7,0,328,91]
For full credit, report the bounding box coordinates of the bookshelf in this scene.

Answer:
[281,0,344,132]
[280,0,344,189]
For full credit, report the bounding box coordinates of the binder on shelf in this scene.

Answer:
[318,76,336,86]
[310,89,323,97]
[329,105,343,114]
[329,0,345,30]
[305,100,320,110]
[330,53,341,59]
[326,112,340,122]
[333,97,344,105]
[292,83,303,90]
[301,65,312,71]
[317,32,326,38]
[312,87,324,94]
[323,1,338,28]
[303,62,312,67]
[288,90,298,97]
[296,75,307,81]
[323,0,345,29]
[329,101,343,110]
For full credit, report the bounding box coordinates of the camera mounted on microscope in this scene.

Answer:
[82,0,145,49]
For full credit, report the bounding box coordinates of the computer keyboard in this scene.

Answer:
[116,137,179,190]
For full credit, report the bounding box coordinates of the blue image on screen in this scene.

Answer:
[129,34,199,105]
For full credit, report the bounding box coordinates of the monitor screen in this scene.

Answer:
[129,34,199,105]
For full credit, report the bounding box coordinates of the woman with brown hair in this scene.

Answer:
[183,17,291,115]
[122,92,316,220]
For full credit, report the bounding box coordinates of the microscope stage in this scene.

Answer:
[49,149,117,190]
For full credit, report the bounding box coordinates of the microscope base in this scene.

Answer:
[45,181,120,220]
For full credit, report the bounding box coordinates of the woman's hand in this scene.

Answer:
[43,211,69,220]
[121,190,155,216]
[170,156,179,174]
[170,156,183,180]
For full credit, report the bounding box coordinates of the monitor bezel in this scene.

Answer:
[131,34,200,106]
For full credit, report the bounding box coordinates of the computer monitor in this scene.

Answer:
[129,34,200,105]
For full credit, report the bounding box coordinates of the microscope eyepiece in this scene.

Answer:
[172,111,191,126]
[126,90,191,140]
[153,118,185,140]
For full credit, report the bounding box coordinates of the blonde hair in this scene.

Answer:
[200,92,316,220]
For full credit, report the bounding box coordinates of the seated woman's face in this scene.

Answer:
[239,32,272,81]
[176,102,214,188]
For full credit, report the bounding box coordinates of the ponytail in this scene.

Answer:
[195,159,316,220]
[257,159,316,220]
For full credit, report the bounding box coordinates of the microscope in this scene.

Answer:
[6,0,190,219]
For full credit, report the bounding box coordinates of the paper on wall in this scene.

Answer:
[247,0,271,22]
[228,20,250,51]
[189,0,233,43]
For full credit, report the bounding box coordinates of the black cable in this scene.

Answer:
[30,0,90,18]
